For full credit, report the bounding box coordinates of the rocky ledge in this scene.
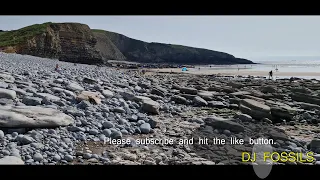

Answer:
[0,52,320,165]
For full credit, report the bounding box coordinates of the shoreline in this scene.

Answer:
[146,68,320,78]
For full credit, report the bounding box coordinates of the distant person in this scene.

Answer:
[55,64,61,72]
[269,70,273,79]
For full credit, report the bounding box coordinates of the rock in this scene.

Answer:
[0,73,15,82]
[53,154,61,161]
[260,85,277,93]
[18,135,34,145]
[151,88,165,97]
[103,121,114,129]
[67,126,85,132]
[0,105,74,128]
[235,114,253,122]
[270,106,295,121]
[309,139,320,151]
[0,88,16,99]
[51,87,76,97]
[64,155,73,162]
[128,115,138,122]
[35,93,60,102]
[102,89,114,98]
[197,91,214,101]
[239,99,271,120]
[291,92,320,106]
[228,81,243,89]
[22,96,43,106]
[111,131,122,139]
[0,156,24,164]
[83,153,92,159]
[208,101,226,108]
[193,96,208,106]
[204,116,245,133]
[142,100,160,114]
[67,82,84,91]
[83,77,98,84]
[140,123,151,134]
[298,102,320,111]
[77,91,102,104]
[33,153,43,162]
[133,96,152,102]
[113,107,126,113]
[102,129,112,137]
[180,87,198,95]
[89,129,99,135]
[0,130,4,139]
[0,82,8,88]
[120,91,136,101]
[291,87,312,94]
[171,95,188,104]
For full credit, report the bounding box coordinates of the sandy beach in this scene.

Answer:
[147,68,320,77]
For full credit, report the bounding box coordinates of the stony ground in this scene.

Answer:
[0,52,320,165]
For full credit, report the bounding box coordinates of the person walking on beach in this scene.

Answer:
[269,70,273,80]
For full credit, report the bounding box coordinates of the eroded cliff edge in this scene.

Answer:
[0,22,254,65]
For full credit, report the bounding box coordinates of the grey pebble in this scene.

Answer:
[33,153,43,162]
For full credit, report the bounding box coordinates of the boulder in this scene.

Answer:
[171,95,188,104]
[0,88,16,99]
[0,156,24,165]
[204,116,244,133]
[77,91,102,104]
[180,87,198,95]
[193,96,208,106]
[142,100,160,115]
[0,105,74,128]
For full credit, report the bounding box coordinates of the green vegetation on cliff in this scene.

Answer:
[0,22,52,47]
[0,22,254,65]
[92,29,253,64]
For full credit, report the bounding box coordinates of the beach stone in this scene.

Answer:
[22,96,43,106]
[140,123,151,134]
[142,100,160,114]
[171,95,188,104]
[208,101,226,108]
[67,82,84,91]
[77,91,102,104]
[0,105,74,128]
[0,88,16,99]
[33,153,43,162]
[53,154,61,161]
[102,129,112,137]
[193,96,208,106]
[180,87,198,95]
[102,90,114,98]
[235,114,253,122]
[0,130,4,139]
[0,156,24,164]
[204,115,244,133]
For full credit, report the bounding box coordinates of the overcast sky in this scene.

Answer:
[0,16,319,61]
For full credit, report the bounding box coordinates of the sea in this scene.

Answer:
[192,59,320,80]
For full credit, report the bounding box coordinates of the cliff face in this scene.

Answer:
[15,23,103,64]
[0,22,254,65]
[102,30,253,65]
[92,31,126,61]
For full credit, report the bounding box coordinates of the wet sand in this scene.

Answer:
[147,68,320,77]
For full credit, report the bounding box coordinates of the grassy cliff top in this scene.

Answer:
[0,22,52,47]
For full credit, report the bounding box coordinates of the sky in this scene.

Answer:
[0,16,319,62]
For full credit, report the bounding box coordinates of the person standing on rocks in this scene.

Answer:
[55,64,61,72]
[269,70,273,80]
